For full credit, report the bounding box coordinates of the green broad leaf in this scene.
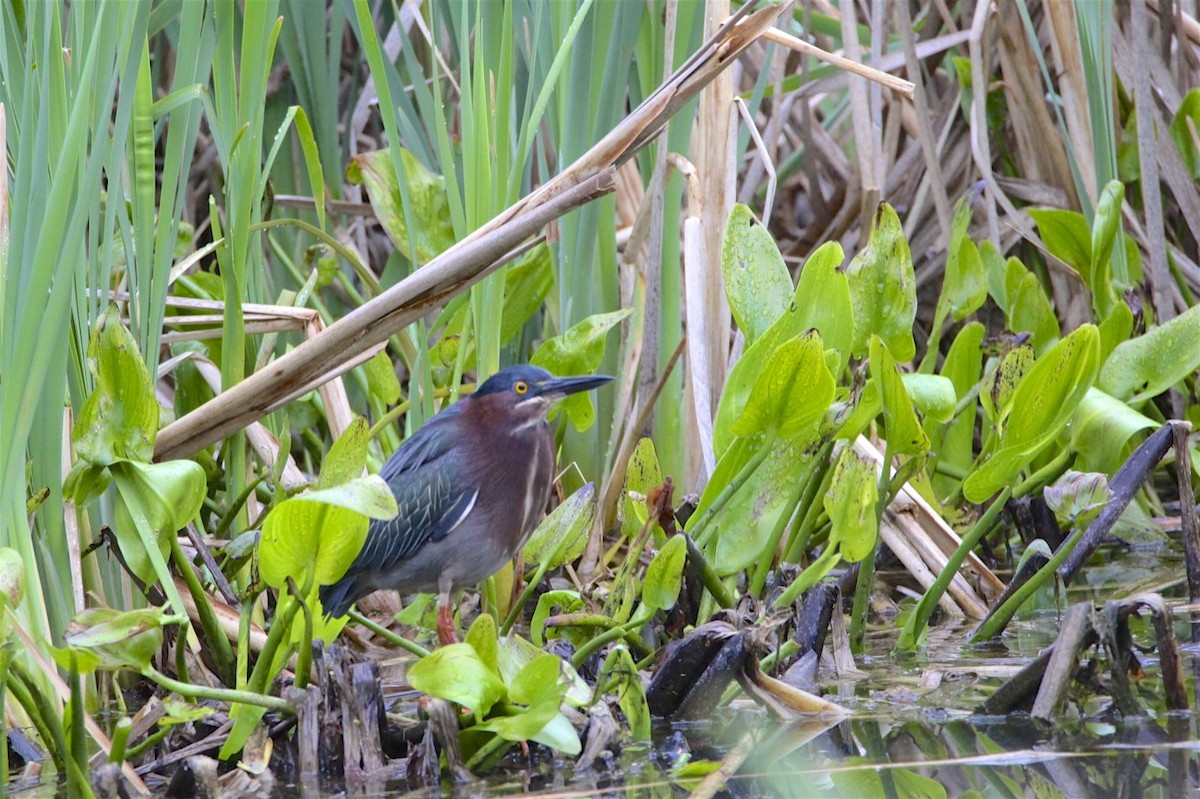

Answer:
[711,242,848,455]
[963,325,1101,502]
[870,336,929,457]
[259,475,397,592]
[731,331,835,442]
[296,475,399,520]
[846,203,917,361]
[522,483,594,570]
[346,148,455,263]
[50,646,103,675]
[472,656,569,745]
[1099,303,1200,404]
[530,590,584,648]
[620,438,663,539]
[363,351,401,406]
[499,243,554,345]
[642,534,687,613]
[1090,181,1124,314]
[60,607,181,673]
[1029,207,1091,279]
[394,593,435,627]
[74,309,158,465]
[1043,470,1110,528]
[934,323,985,497]
[707,440,815,575]
[497,635,591,708]
[824,445,878,562]
[111,459,206,586]
[930,193,987,335]
[1070,389,1157,473]
[1004,258,1060,353]
[980,344,1034,426]
[721,203,793,344]
[527,711,583,756]
[1098,301,1134,361]
[793,241,853,373]
[1169,88,1200,179]
[318,416,370,489]
[408,643,506,715]
[981,240,1009,313]
[465,614,499,675]
[63,461,111,508]
[947,238,988,322]
[507,652,567,708]
[531,308,631,431]
[900,374,956,425]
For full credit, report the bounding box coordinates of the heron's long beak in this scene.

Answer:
[536,374,613,398]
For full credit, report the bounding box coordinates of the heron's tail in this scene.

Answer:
[318,577,358,619]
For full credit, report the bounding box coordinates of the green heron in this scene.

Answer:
[319,364,611,644]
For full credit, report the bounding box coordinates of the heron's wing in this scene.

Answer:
[355,409,479,568]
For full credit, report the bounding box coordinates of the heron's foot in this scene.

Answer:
[436,602,458,646]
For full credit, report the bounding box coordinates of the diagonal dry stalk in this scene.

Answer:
[154,1,786,462]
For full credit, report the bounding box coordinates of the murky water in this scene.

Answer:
[13,547,1198,797]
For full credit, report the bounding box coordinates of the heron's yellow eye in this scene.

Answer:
[514,380,529,395]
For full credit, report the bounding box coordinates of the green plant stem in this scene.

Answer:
[169,533,236,687]
[347,609,430,658]
[501,563,548,635]
[688,436,775,544]
[124,725,171,761]
[1013,450,1072,497]
[547,614,654,659]
[464,732,512,772]
[144,666,292,713]
[212,475,266,541]
[249,217,381,295]
[484,576,499,628]
[108,717,133,766]
[7,663,68,773]
[685,536,736,609]
[571,608,651,669]
[236,593,254,693]
[68,654,87,785]
[242,592,302,701]
[759,639,800,674]
[749,446,828,599]
[849,444,894,650]
[287,578,314,690]
[895,486,1013,653]
[971,519,1085,642]
[783,451,834,562]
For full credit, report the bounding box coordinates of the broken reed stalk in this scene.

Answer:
[154,1,786,462]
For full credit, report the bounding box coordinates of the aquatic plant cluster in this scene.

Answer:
[2,0,1200,796]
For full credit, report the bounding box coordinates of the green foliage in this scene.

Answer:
[964,325,1101,502]
[620,438,664,541]
[347,148,456,264]
[722,203,794,345]
[712,241,849,457]
[531,309,630,431]
[1029,181,1127,318]
[1099,303,1200,404]
[408,616,582,758]
[54,607,183,674]
[1169,88,1200,178]
[846,203,917,361]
